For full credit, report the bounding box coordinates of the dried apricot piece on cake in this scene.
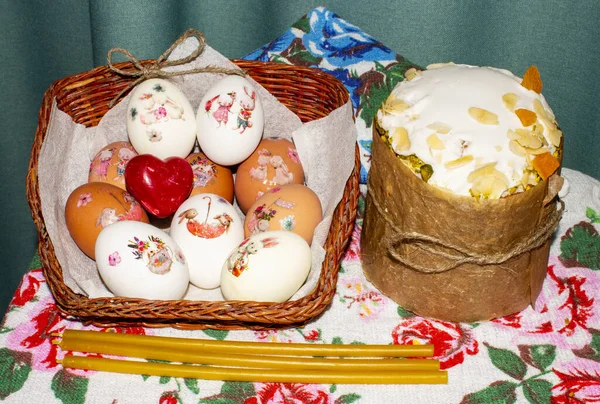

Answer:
[515,108,537,127]
[521,66,543,93]
[375,63,562,198]
[532,152,560,180]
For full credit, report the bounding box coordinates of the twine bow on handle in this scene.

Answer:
[107,28,247,108]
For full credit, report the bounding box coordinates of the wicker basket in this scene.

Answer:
[26,60,360,330]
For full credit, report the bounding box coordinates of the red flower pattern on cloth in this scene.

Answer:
[342,222,361,262]
[391,318,479,370]
[9,268,44,307]
[492,258,600,349]
[552,358,600,403]
[245,383,334,404]
[303,329,320,341]
[5,295,149,375]
[159,391,180,404]
[6,296,65,371]
[338,277,385,321]
[253,329,297,343]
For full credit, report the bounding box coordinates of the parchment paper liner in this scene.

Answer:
[361,126,562,322]
[38,38,357,302]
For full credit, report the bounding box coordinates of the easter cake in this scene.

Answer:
[361,63,564,322]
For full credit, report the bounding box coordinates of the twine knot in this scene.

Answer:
[367,175,564,274]
[107,28,246,108]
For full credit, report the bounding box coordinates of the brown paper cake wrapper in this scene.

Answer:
[361,126,563,323]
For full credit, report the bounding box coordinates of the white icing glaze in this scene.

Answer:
[377,64,560,197]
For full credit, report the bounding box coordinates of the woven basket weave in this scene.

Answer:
[26,60,360,330]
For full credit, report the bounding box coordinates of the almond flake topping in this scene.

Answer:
[532,99,557,129]
[467,162,497,183]
[502,93,519,111]
[404,68,421,81]
[468,107,499,125]
[426,62,455,70]
[427,122,451,134]
[382,94,411,115]
[444,155,473,169]
[514,128,543,149]
[532,124,545,138]
[468,163,509,199]
[509,140,526,157]
[427,134,445,150]
[547,128,563,147]
[470,174,508,199]
[521,170,534,188]
[507,129,519,140]
[391,127,410,151]
[531,100,562,146]
[526,146,550,155]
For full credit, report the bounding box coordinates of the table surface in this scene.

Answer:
[2,7,600,404]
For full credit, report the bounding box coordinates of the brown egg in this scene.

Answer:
[244,184,322,245]
[235,138,304,214]
[65,182,149,259]
[186,152,234,203]
[88,141,138,190]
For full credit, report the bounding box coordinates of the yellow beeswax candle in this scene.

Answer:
[60,329,434,358]
[60,355,448,384]
[57,338,440,371]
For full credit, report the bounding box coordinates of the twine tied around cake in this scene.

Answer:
[106,28,246,108]
[367,176,564,274]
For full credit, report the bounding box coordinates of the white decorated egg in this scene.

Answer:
[196,76,264,165]
[220,230,311,302]
[95,220,189,300]
[126,78,196,159]
[170,193,244,289]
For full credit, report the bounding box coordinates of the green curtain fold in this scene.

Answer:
[1,0,598,315]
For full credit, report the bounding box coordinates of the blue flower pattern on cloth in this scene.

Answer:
[243,31,296,62]
[242,6,420,184]
[301,8,396,68]
[358,140,373,184]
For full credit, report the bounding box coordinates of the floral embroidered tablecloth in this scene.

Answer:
[2,7,600,404]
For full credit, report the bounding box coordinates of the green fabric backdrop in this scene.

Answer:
[1,0,598,315]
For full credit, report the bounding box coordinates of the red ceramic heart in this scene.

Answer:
[125,154,193,218]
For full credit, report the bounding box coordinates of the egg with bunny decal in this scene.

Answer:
[88,141,138,190]
[220,230,311,302]
[170,193,244,289]
[244,184,322,245]
[95,220,189,300]
[196,75,264,166]
[126,78,196,159]
[234,138,305,214]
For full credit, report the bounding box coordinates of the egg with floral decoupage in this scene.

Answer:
[88,141,138,190]
[244,184,322,245]
[220,230,311,302]
[127,78,196,159]
[234,138,305,214]
[196,75,264,166]
[95,221,189,300]
[170,193,244,289]
[65,182,149,260]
